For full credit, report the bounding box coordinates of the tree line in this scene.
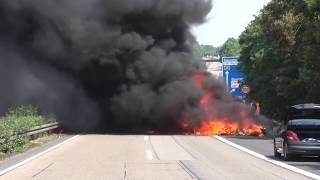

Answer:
[238,0,320,120]
[193,0,320,121]
[193,37,241,58]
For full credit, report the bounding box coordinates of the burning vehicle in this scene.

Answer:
[180,72,265,136]
[274,104,320,160]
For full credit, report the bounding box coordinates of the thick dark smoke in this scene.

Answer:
[0,0,269,132]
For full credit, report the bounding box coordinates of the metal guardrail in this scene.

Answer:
[22,122,60,137]
[0,122,60,140]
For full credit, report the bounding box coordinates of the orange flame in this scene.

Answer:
[194,119,264,136]
[242,124,264,136]
[192,72,205,89]
[195,120,238,135]
[184,73,264,136]
[200,92,213,105]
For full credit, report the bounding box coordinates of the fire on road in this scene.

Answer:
[180,72,265,136]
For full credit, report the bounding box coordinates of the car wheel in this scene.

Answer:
[283,141,292,161]
[273,140,281,158]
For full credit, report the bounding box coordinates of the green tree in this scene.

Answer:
[192,43,220,57]
[219,38,241,57]
[238,0,320,121]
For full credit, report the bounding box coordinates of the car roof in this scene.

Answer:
[291,103,320,109]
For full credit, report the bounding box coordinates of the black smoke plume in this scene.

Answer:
[0,0,269,132]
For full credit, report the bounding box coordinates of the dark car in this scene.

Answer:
[273,104,320,160]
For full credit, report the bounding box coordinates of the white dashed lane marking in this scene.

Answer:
[146,150,154,160]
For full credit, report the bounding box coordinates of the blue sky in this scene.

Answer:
[192,0,270,47]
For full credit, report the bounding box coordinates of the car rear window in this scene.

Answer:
[289,119,320,126]
[289,108,320,119]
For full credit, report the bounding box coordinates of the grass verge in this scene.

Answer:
[0,133,61,161]
[0,106,57,159]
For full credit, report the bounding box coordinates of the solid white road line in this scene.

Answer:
[214,136,320,180]
[0,135,80,176]
[144,136,149,141]
[146,150,154,160]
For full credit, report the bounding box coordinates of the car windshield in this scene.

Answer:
[288,119,320,126]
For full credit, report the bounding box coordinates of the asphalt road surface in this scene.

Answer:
[0,135,311,180]
[225,136,320,176]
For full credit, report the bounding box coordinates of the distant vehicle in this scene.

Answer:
[273,104,320,160]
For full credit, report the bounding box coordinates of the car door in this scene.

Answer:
[274,123,286,150]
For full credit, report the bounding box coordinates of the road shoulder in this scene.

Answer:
[0,134,78,175]
[215,136,320,180]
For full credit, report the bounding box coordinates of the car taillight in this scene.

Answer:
[287,130,300,141]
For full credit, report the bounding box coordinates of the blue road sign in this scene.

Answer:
[222,57,245,99]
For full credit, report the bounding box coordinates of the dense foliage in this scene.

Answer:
[0,106,55,155]
[219,38,241,57]
[193,38,241,58]
[239,0,320,120]
[193,43,220,57]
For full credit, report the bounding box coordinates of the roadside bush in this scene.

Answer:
[0,106,55,154]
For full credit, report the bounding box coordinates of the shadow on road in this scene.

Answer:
[223,135,273,140]
[266,155,320,163]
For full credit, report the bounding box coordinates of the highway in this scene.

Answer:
[225,136,320,176]
[0,135,312,179]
